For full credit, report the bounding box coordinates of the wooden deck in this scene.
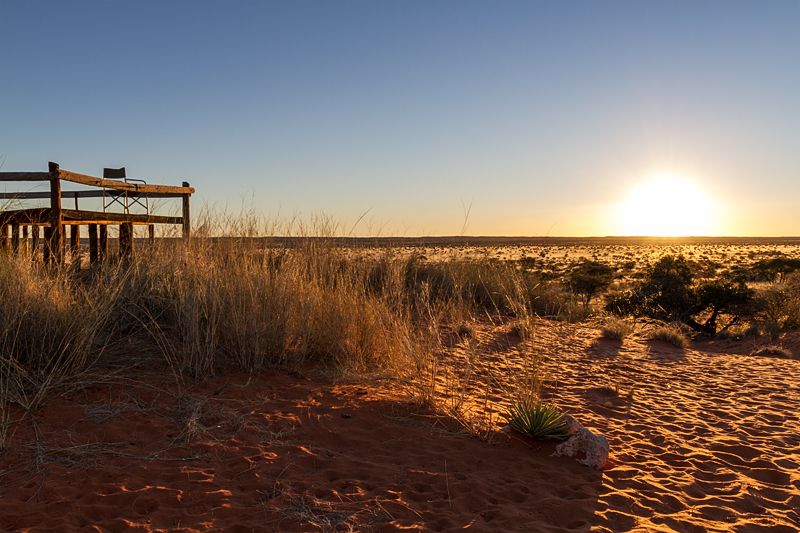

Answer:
[0,162,194,264]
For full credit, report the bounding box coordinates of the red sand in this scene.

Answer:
[1,320,798,532]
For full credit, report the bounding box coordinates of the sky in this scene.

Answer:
[1,1,799,237]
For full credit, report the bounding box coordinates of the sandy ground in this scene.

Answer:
[1,319,798,532]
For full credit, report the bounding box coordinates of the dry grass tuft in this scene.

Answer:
[647,324,688,349]
[751,345,794,359]
[601,318,633,340]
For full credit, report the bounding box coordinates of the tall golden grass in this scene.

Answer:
[0,224,584,443]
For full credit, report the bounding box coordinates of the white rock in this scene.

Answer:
[552,415,609,469]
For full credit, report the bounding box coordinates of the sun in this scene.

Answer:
[615,175,717,237]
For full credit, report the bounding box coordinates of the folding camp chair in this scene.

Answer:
[102,167,150,214]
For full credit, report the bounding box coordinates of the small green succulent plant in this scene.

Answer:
[504,398,570,441]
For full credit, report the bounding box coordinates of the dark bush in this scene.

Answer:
[605,255,754,335]
[567,260,614,308]
[750,258,800,283]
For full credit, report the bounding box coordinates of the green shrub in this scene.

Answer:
[503,398,570,441]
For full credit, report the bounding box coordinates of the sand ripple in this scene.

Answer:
[1,321,798,531]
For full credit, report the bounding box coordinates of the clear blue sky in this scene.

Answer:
[2,1,799,236]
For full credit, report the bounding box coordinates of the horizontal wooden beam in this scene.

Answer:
[0,190,189,200]
[0,208,183,226]
[63,209,183,225]
[0,208,47,225]
[0,168,194,195]
[57,170,194,195]
[0,172,51,182]
[0,192,59,200]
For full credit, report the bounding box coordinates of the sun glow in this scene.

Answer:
[615,175,717,237]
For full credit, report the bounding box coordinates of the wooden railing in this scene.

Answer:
[0,162,194,265]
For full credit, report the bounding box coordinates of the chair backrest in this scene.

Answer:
[103,167,126,181]
[101,167,149,215]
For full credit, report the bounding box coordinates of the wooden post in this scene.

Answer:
[1,224,8,254]
[119,223,133,260]
[70,225,81,266]
[11,223,20,253]
[89,224,98,264]
[99,225,108,261]
[148,224,155,246]
[31,225,40,260]
[22,225,29,255]
[182,182,191,240]
[48,162,64,265]
[43,226,52,263]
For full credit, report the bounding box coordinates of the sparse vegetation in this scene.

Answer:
[749,272,800,336]
[751,345,794,359]
[601,318,633,340]
[647,324,688,349]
